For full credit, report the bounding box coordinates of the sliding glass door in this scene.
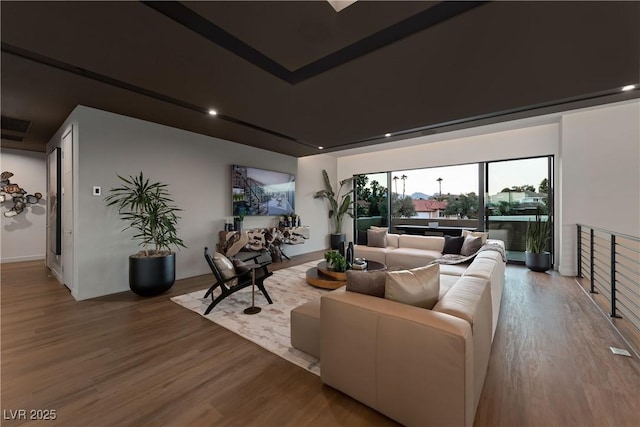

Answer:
[353,155,554,264]
[354,173,389,244]
[485,156,553,263]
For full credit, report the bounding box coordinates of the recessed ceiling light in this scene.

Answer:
[621,84,637,92]
[208,109,217,116]
[385,133,391,137]
[318,146,324,150]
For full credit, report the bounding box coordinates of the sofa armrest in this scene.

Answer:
[320,289,475,427]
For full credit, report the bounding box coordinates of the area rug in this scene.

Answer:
[171,260,328,376]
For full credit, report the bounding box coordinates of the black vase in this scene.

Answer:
[346,242,354,265]
[129,253,176,296]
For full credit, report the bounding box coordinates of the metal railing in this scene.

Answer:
[577,224,640,333]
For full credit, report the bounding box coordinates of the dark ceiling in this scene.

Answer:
[1,1,639,157]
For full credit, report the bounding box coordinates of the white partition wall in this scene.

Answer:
[46,106,306,300]
[0,148,47,263]
[558,101,640,275]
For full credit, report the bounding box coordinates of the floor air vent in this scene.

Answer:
[610,347,632,357]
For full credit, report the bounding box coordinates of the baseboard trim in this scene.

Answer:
[1,255,45,263]
[558,267,577,276]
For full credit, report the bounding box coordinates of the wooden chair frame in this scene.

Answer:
[203,247,273,315]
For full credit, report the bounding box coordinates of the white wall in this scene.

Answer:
[0,148,47,263]
[558,101,640,275]
[52,106,323,300]
[296,154,338,252]
[337,123,560,179]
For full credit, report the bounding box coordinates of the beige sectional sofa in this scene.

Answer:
[290,234,506,427]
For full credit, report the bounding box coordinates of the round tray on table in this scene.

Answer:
[306,260,386,289]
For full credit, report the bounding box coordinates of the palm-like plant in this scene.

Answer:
[314,169,354,235]
[105,172,186,256]
[526,214,550,253]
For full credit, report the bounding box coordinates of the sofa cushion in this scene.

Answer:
[462,230,489,244]
[386,248,442,269]
[443,235,465,254]
[439,263,469,277]
[385,263,440,309]
[439,274,459,299]
[346,270,387,298]
[291,299,321,359]
[432,276,490,327]
[398,235,444,251]
[367,228,388,248]
[354,245,391,265]
[460,235,483,256]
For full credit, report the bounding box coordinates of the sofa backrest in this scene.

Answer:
[433,275,493,418]
[398,234,444,251]
[321,288,474,427]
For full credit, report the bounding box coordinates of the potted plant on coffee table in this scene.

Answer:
[106,172,186,296]
[314,169,354,250]
[324,250,348,272]
[525,214,551,272]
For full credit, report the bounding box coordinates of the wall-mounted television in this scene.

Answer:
[232,165,295,216]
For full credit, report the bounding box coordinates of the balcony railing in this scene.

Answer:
[577,225,640,339]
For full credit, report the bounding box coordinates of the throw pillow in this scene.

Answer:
[462,230,489,244]
[232,258,251,274]
[385,263,440,309]
[213,252,238,286]
[460,235,483,256]
[367,228,388,248]
[442,235,465,254]
[346,270,387,298]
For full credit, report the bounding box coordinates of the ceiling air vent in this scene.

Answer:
[1,115,31,142]
[1,133,24,142]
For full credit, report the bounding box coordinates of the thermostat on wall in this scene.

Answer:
[93,186,101,196]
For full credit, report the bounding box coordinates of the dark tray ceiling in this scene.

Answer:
[1,1,638,156]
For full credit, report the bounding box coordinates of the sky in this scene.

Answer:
[363,157,549,196]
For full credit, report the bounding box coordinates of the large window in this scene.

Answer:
[354,156,553,264]
[354,173,388,245]
[389,164,479,220]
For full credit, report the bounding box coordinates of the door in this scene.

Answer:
[485,156,553,264]
[62,128,74,292]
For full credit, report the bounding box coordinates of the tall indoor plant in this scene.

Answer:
[525,214,551,272]
[314,169,354,249]
[105,172,186,296]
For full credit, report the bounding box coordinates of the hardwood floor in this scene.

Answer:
[1,256,639,426]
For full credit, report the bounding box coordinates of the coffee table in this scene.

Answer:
[306,260,387,289]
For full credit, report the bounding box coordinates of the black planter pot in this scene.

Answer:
[330,233,346,250]
[129,253,176,296]
[525,251,551,272]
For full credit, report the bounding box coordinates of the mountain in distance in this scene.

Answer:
[411,192,431,199]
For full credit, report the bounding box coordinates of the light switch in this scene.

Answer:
[93,186,101,196]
